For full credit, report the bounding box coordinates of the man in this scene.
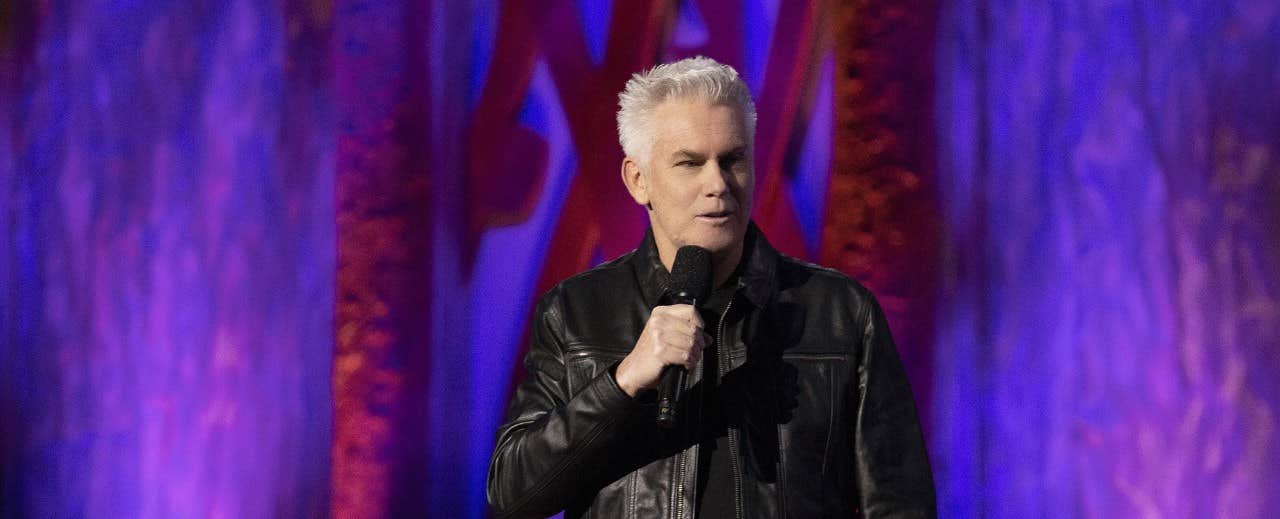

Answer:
[488,56,935,518]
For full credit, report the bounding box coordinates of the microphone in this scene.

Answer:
[656,245,712,428]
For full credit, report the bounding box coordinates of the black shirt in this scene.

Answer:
[694,278,738,517]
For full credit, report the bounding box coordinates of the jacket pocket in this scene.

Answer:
[776,354,853,517]
[564,344,629,397]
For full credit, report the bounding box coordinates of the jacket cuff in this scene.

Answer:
[597,361,657,412]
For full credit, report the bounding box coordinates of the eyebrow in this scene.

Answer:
[670,150,706,163]
[669,146,747,163]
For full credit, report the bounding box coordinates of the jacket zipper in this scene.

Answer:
[676,443,689,519]
[675,300,707,519]
[718,292,745,519]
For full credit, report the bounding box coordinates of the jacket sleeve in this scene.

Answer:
[486,290,648,518]
[853,293,938,518]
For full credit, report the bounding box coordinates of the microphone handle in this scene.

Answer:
[655,365,685,428]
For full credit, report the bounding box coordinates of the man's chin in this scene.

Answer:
[683,230,744,257]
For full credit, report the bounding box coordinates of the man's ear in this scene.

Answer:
[620,157,650,208]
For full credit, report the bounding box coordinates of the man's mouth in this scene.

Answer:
[697,210,734,221]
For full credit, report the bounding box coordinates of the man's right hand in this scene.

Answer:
[615,304,710,397]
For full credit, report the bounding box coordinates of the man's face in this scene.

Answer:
[624,98,754,263]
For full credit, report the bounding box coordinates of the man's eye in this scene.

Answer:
[677,161,699,167]
[719,157,739,168]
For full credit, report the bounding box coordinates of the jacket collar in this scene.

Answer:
[634,221,779,309]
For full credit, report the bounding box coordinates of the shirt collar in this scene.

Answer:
[633,221,779,309]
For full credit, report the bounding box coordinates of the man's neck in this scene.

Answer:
[709,245,743,289]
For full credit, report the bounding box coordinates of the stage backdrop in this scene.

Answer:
[1,1,334,518]
[3,1,1278,518]
[933,1,1280,516]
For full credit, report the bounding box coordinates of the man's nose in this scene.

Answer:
[701,163,731,195]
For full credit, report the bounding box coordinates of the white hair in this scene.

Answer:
[616,56,757,163]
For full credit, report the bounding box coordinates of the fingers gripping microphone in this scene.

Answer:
[656,246,712,428]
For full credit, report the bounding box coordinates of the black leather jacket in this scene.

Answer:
[488,225,936,518]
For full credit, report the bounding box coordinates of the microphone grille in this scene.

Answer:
[669,246,712,303]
